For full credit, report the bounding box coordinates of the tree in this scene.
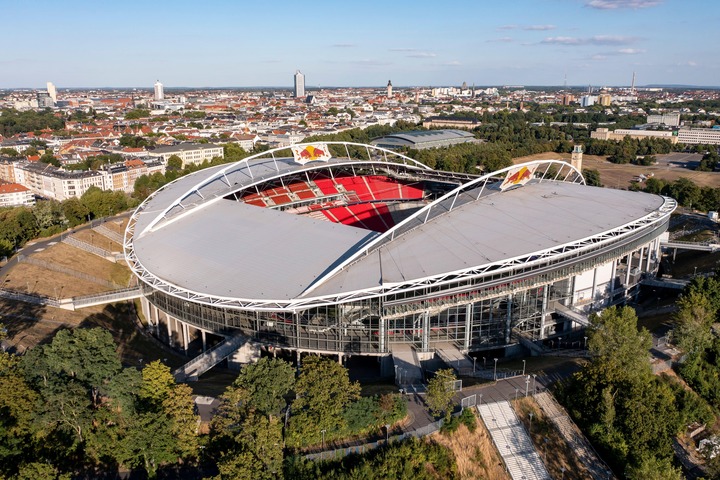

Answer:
[288,356,360,446]
[625,455,683,480]
[0,147,19,156]
[139,360,175,407]
[167,154,183,171]
[39,153,61,167]
[582,168,602,186]
[232,357,295,419]
[585,306,652,385]
[426,369,456,417]
[673,291,717,356]
[214,413,284,480]
[60,197,90,227]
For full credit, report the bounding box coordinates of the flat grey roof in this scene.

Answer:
[131,175,666,302]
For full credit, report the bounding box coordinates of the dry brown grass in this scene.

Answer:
[100,217,129,236]
[2,262,111,297]
[71,229,123,253]
[513,151,720,189]
[513,397,590,480]
[431,412,510,480]
[32,243,131,286]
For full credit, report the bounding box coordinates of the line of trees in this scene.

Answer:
[0,108,65,137]
[558,307,697,478]
[1,331,412,479]
[0,187,135,257]
[633,176,720,212]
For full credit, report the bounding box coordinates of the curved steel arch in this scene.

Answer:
[299,159,585,297]
[138,141,433,235]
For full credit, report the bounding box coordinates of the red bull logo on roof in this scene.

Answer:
[291,144,332,165]
[499,164,538,191]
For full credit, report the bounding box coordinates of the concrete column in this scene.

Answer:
[463,303,472,351]
[591,267,598,307]
[505,294,512,344]
[337,352,343,364]
[201,330,207,353]
[610,259,617,293]
[638,247,645,274]
[166,315,173,347]
[181,321,189,354]
[625,253,632,286]
[645,242,652,271]
[421,312,430,352]
[379,317,386,353]
[540,285,549,340]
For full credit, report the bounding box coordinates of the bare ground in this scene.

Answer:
[513,396,592,480]
[32,242,131,286]
[430,413,510,480]
[3,262,111,297]
[513,152,720,189]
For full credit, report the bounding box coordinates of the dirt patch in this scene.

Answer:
[2,262,111,298]
[513,151,720,189]
[32,243,131,286]
[513,397,591,480]
[431,413,510,480]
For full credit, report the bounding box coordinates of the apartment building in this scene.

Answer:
[147,143,224,167]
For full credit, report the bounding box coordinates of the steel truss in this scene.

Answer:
[124,146,676,313]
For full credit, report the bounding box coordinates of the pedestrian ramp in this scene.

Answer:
[173,332,249,382]
[477,400,551,480]
[435,342,475,375]
[391,344,424,387]
[554,303,590,327]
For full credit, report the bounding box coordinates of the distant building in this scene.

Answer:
[387,80,393,99]
[580,95,597,107]
[598,93,612,107]
[294,71,305,98]
[647,112,681,127]
[571,145,583,172]
[560,94,575,106]
[154,80,164,101]
[370,129,478,150]
[422,117,480,129]
[677,127,720,145]
[148,143,224,167]
[15,161,106,201]
[590,127,677,143]
[0,183,34,207]
[46,82,57,104]
[36,91,54,108]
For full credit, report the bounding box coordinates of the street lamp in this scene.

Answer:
[394,365,398,384]
[478,393,483,406]
[558,336,562,349]
[584,336,588,348]
[493,358,498,380]
[473,357,476,373]
[385,424,390,444]
[561,467,566,480]
[321,429,326,451]
[522,359,526,376]
[515,388,519,401]
[528,412,534,434]
[532,374,537,395]
[525,375,530,397]
[483,356,486,368]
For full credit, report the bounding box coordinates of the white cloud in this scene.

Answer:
[442,61,462,66]
[618,48,645,54]
[486,37,514,43]
[586,0,661,9]
[332,43,356,48]
[541,35,638,46]
[498,24,555,31]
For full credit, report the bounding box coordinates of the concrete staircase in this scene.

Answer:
[173,332,249,382]
[391,344,424,387]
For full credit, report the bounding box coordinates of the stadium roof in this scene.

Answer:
[127,142,674,310]
[370,129,476,150]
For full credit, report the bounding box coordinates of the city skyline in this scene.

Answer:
[1,0,718,89]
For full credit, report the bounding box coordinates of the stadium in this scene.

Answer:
[124,142,675,375]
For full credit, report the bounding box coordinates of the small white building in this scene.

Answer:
[0,183,34,207]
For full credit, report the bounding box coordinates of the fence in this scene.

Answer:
[92,223,124,244]
[17,255,120,289]
[61,235,113,260]
[303,417,447,462]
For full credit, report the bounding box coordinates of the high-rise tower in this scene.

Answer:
[571,145,583,172]
[46,82,57,104]
[154,80,164,101]
[294,70,305,98]
[387,80,392,99]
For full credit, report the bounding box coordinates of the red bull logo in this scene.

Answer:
[499,164,537,190]
[292,143,332,164]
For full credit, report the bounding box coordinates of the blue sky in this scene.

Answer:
[1,0,718,88]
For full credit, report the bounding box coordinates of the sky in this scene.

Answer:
[1,0,718,89]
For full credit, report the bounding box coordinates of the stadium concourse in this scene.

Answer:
[124,142,675,379]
